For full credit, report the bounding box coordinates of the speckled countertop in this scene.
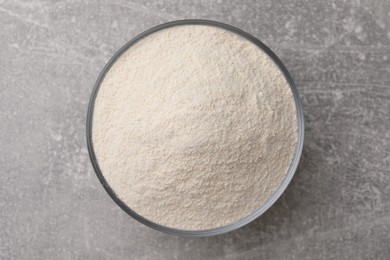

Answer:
[1,1,390,259]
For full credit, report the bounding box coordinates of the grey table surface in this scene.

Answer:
[1,0,390,259]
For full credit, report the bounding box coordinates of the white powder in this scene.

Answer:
[92,25,298,230]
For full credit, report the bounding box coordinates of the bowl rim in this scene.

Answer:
[86,19,305,237]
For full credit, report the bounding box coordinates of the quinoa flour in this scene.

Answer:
[92,25,298,230]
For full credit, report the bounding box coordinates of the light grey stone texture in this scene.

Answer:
[1,0,389,259]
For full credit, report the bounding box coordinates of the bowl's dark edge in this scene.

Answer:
[86,19,305,237]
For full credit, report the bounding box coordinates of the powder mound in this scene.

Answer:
[92,25,298,230]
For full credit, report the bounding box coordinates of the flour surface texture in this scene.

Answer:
[92,25,298,230]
